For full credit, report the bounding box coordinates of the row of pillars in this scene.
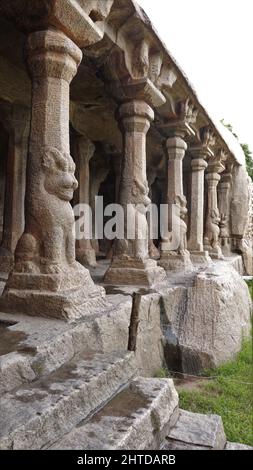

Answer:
[0,107,232,275]
[0,28,233,285]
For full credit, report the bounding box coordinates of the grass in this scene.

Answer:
[246,279,253,299]
[178,338,253,446]
[155,281,253,445]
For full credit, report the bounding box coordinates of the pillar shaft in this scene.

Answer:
[104,100,165,286]
[74,137,96,267]
[161,136,188,251]
[218,174,232,239]
[166,137,186,203]
[0,29,105,320]
[188,157,208,252]
[147,169,160,259]
[115,100,153,260]
[0,106,29,271]
[14,29,81,274]
[204,170,223,258]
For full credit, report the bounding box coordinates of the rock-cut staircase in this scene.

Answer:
[0,344,179,450]
[0,310,251,450]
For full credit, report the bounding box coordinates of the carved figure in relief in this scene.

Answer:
[175,195,188,255]
[15,147,78,275]
[116,178,151,260]
[205,208,222,254]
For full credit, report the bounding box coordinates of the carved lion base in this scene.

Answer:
[104,257,166,287]
[158,251,193,272]
[77,249,97,268]
[220,238,232,257]
[204,245,224,260]
[190,251,212,265]
[148,241,160,260]
[0,263,107,321]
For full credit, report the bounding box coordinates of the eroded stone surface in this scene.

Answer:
[0,350,136,450]
[226,442,253,450]
[166,410,226,450]
[50,377,179,450]
[160,262,252,373]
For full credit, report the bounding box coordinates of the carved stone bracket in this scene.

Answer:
[158,98,198,139]
[0,0,113,47]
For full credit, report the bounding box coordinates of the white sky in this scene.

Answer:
[138,0,253,153]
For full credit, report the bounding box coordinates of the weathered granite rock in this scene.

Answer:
[0,290,164,394]
[0,352,36,395]
[50,377,179,450]
[226,442,253,450]
[0,350,136,450]
[230,165,251,237]
[160,262,252,373]
[165,409,226,450]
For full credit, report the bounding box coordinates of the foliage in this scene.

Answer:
[246,279,253,299]
[241,143,253,181]
[178,338,253,446]
[154,367,170,378]
[221,119,253,180]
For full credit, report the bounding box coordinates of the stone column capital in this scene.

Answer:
[118,100,154,133]
[219,180,231,191]
[26,29,82,83]
[191,158,208,172]
[165,136,187,161]
[206,172,221,185]
[219,171,232,186]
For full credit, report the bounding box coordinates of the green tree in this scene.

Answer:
[221,119,253,180]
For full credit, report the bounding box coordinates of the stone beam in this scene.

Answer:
[0,0,114,47]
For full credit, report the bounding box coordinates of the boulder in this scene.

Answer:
[161,262,252,374]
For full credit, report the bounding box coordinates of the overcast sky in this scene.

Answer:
[138,0,253,154]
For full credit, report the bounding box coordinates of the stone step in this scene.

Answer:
[0,350,136,450]
[0,298,130,394]
[50,377,179,450]
[226,442,253,450]
[163,409,227,450]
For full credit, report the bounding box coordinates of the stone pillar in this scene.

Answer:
[159,136,192,271]
[112,153,122,204]
[0,29,105,320]
[0,105,29,272]
[74,136,97,267]
[90,162,110,257]
[188,156,211,263]
[218,170,232,255]
[147,169,160,260]
[204,164,224,259]
[104,100,165,286]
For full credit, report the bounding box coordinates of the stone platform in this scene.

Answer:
[0,257,252,450]
[0,256,251,395]
[0,263,106,321]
